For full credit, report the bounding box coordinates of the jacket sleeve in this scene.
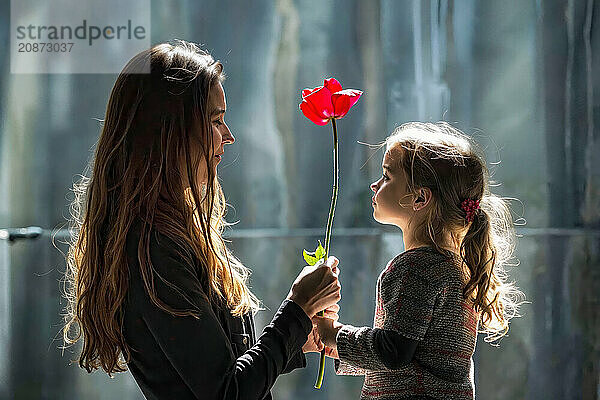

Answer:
[281,346,307,374]
[136,232,312,400]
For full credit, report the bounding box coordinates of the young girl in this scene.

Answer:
[315,122,523,400]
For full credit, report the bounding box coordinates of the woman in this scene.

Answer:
[62,40,341,400]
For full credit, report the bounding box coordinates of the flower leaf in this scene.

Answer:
[315,241,326,260]
[302,240,326,266]
[302,249,319,266]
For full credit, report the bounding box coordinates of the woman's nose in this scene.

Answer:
[223,124,235,145]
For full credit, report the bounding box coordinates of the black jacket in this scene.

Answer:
[122,222,311,399]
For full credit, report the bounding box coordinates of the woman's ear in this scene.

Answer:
[413,188,432,211]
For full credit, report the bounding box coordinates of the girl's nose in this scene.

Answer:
[370,180,379,193]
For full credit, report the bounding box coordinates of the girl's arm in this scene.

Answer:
[317,318,419,372]
[320,259,444,371]
[334,324,419,371]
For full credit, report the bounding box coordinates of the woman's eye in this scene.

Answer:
[213,119,223,126]
[382,174,389,181]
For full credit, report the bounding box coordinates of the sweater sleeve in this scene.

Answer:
[137,232,312,400]
[334,350,367,375]
[335,257,443,371]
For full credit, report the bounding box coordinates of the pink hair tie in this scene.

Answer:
[461,199,480,223]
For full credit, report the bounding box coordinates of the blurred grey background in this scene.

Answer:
[1,0,599,399]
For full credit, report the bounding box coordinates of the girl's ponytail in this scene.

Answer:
[461,193,522,343]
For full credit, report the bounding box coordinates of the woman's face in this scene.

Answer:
[196,82,235,185]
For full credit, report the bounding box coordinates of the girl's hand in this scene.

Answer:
[313,315,343,356]
[324,345,338,359]
[302,323,324,353]
[302,304,340,353]
[302,327,339,359]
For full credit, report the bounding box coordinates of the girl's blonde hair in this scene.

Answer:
[386,121,524,343]
[62,40,259,376]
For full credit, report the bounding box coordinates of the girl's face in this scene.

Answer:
[196,82,235,186]
[370,148,416,228]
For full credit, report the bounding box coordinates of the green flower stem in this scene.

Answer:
[314,118,339,389]
[323,118,338,259]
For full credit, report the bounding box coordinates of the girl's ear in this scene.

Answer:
[413,188,432,211]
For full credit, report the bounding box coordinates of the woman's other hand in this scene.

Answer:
[287,256,341,318]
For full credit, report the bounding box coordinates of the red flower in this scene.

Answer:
[299,77,363,125]
[297,76,364,390]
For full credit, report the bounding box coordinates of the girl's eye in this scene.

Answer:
[213,119,224,126]
[382,174,389,181]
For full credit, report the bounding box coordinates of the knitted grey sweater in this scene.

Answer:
[335,246,479,400]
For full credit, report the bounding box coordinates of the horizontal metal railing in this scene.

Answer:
[1,226,600,243]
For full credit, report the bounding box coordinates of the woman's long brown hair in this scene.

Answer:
[386,122,525,343]
[62,40,259,376]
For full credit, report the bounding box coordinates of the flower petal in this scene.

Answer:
[331,89,363,118]
[300,100,330,125]
[324,77,343,94]
[304,86,334,118]
[302,88,317,98]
